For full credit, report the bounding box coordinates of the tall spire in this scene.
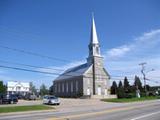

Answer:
[87,15,102,64]
[90,14,99,44]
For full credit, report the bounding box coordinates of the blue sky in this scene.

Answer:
[0,0,160,88]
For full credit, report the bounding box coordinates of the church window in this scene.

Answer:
[58,83,61,93]
[55,84,57,93]
[66,82,68,93]
[62,83,64,93]
[71,81,73,92]
[96,47,99,54]
[76,81,78,92]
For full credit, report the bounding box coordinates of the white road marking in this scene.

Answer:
[130,111,160,120]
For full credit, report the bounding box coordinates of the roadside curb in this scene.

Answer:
[0,109,57,116]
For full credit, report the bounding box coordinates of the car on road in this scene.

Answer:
[43,95,60,105]
[24,93,37,100]
[1,94,18,104]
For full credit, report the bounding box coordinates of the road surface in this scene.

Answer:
[0,99,160,120]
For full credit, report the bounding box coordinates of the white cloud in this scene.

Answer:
[105,29,160,59]
[106,45,131,58]
[105,29,160,86]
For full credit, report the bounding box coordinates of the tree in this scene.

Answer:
[29,82,37,94]
[134,76,143,91]
[49,85,54,95]
[118,81,123,88]
[124,77,130,93]
[117,81,125,98]
[146,85,150,91]
[0,81,6,94]
[111,81,118,94]
[40,84,49,96]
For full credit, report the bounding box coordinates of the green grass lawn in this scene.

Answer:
[0,105,53,113]
[101,96,160,103]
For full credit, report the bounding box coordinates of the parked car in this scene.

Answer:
[24,93,37,100]
[15,94,25,99]
[0,93,4,104]
[1,94,18,104]
[43,95,60,105]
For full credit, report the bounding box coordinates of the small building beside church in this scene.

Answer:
[53,17,110,98]
[7,81,30,95]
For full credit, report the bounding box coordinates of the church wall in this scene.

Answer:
[93,56,110,96]
[83,64,110,96]
[94,68,109,96]
[83,77,93,96]
[53,76,83,98]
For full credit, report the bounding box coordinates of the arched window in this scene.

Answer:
[96,47,99,54]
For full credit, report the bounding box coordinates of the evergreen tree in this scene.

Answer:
[124,77,130,93]
[0,81,6,94]
[134,76,143,91]
[111,81,118,94]
[118,81,123,88]
[146,85,150,91]
[117,81,125,98]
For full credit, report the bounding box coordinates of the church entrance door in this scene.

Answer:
[97,86,101,95]
[105,89,108,95]
[87,88,90,95]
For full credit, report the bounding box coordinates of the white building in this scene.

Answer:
[7,81,30,95]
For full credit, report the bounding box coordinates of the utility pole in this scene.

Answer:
[139,62,147,95]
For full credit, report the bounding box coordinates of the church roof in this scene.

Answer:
[54,63,91,81]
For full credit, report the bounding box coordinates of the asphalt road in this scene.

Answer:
[0,99,160,120]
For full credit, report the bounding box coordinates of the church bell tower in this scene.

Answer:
[87,15,104,95]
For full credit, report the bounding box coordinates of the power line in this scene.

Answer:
[1,59,141,78]
[0,64,140,80]
[0,65,59,75]
[0,59,64,72]
[0,60,109,77]
[0,45,70,63]
[0,65,109,80]
[0,59,159,83]
[0,59,158,79]
[0,64,159,83]
[0,59,137,77]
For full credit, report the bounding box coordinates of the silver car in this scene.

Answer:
[43,95,60,105]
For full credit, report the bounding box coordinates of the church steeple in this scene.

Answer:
[87,15,101,64]
[90,14,99,44]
